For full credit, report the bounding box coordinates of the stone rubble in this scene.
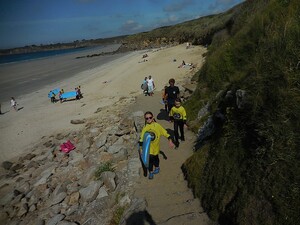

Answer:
[0,74,199,225]
[0,96,145,225]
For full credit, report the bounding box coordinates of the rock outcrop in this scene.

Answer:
[0,97,145,225]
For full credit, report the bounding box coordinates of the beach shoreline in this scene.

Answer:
[0,44,126,103]
[0,44,206,163]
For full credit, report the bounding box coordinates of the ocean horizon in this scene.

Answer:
[0,45,106,65]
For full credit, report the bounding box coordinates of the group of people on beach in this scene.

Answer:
[2,85,83,115]
[141,75,155,96]
[139,78,187,179]
[50,86,82,104]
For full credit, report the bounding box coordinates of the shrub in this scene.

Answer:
[184,0,300,224]
[95,162,115,180]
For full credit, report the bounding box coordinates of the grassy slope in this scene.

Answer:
[183,0,300,225]
[120,4,242,50]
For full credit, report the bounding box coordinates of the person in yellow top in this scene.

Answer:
[139,111,175,179]
[169,98,188,148]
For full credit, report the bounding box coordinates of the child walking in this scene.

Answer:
[10,97,17,112]
[162,86,168,112]
[139,111,174,179]
[169,98,187,148]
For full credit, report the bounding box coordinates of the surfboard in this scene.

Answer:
[138,144,148,177]
[48,88,60,98]
[61,91,77,99]
[141,132,152,168]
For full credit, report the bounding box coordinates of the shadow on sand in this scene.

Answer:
[159,150,168,160]
[55,97,84,104]
[166,128,175,138]
[156,109,169,121]
[63,98,81,103]
[0,110,10,115]
[125,210,156,225]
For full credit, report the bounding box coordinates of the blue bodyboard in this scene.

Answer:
[141,132,152,168]
[61,91,77,99]
[48,88,60,98]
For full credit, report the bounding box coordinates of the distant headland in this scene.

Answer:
[0,35,127,56]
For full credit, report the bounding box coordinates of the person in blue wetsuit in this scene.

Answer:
[139,111,175,179]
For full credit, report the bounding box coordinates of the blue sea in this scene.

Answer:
[0,46,104,65]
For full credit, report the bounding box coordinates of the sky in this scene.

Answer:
[0,0,244,49]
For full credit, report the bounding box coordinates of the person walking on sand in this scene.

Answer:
[75,87,80,100]
[77,86,83,98]
[165,78,180,113]
[50,91,56,103]
[141,77,149,96]
[10,97,17,112]
[186,42,190,49]
[169,98,187,148]
[139,111,175,179]
[58,90,64,103]
[162,86,168,112]
[147,75,155,96]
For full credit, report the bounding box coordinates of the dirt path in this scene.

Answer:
[129,91,211,225]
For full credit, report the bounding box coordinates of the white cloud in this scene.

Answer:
[216,0,236,3]
[209,0,242,13]
[149,14,179,29]
[120,20,143,33]
[163,0,193,12]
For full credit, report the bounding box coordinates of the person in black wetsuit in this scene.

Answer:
[165,78,180,114]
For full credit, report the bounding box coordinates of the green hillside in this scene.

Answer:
[119,3,243,51]
[183,0,300,225]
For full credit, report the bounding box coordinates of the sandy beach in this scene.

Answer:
[0,44,126,103]
[0,44,206,163]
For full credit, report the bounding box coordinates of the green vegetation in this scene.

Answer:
[119,3,243,51]
[94,162,115,180]
[183,0,300,224]
[110,206,126,225]
[125,12,233,44]
[182,144,210,198]
[109,192,127,225]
